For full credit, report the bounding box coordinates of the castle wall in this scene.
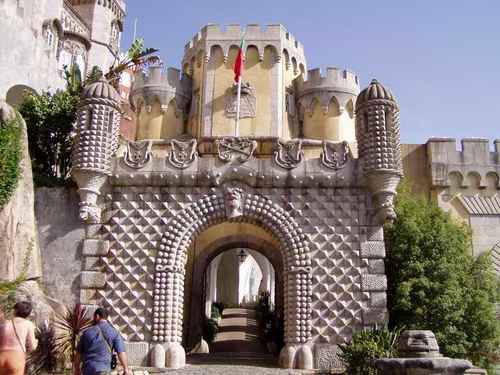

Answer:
[401,143,431,198]
[0,0,65,102]
[209,46,274,137]
[34,187,84,305]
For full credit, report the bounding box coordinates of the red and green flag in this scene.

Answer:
[234,34,245,83]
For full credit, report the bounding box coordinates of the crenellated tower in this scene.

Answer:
[68,0,126,71]
[130,65,192,140]
[181,24,307,139]
[295,67,360,143]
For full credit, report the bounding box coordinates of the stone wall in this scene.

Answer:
[35,187,85,305]
[0,110,42,281]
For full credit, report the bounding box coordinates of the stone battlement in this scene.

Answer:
[296,68,360,96]
[427,138,500,187]
[182,24,306,66]
[130,65,192,108]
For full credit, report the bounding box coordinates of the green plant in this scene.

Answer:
[54,304,92,373]
[202,318,219,343]
[385,183,500,369]
[339,326,401,375]
[210,304,221,320]
[0,112,22,208]
[27,321,60,375]
[212,301,225,315]
[0,239,34,316]
[19,89,78,186]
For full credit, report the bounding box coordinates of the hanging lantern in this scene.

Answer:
[238,249,248,263]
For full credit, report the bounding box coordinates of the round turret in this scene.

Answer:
[72,78,122,223]
[295,68,360,142]
[356,79,397,110]
[355,79,402,224]
[130,65,192,140]
[82,78,121,105]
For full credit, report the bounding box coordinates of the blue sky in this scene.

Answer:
[122,1,500,144]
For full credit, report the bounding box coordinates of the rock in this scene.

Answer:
[0,104,42,282]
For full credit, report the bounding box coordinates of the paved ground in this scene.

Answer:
[123,308,326,374]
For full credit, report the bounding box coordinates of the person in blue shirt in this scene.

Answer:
[76,307,132,375]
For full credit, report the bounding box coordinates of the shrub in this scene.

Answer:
[212,301,225,315]
[18,90,78,186]
[385,183,500,369]
[0,113,22,208]
[338,327,401,375]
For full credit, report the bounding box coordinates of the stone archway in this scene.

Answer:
[152,187,313,369]
[185,234,284,348]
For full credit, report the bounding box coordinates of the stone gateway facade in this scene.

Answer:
[70,25,403,370]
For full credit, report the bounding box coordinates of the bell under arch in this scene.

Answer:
[152,186,313,368]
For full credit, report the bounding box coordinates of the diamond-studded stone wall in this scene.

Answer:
[87,185,387,346]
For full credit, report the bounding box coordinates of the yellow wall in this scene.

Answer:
[136,99,184,140]
[282,49,302,139]
[209,45,274,137]
[302,98,355,141]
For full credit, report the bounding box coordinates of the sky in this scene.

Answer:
[121,1,500,145]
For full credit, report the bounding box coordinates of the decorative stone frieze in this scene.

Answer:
[216,137,258,163]
[320,141,351,170]
[356,79,403,224]
[168,139,198,169]
[123,141,152,169]
[274,139,304,169]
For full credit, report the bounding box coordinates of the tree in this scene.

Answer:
[384,184,500,369]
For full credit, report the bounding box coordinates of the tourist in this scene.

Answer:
[0,301,38,375]
[76,307,132,375]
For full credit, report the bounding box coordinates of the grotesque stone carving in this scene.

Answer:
[79,201,101,224]
[216,137,257,163]
[224,186,244,218]
[168,138,198,169]
[123,140,152,169]
[224,82,256,119]
[321,141,350,170]
[398,330,440,358]
[274,139,303,169]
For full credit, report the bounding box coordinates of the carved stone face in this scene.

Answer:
[79,202,100,224]
[398,330,440,357]
[224,187,244,218]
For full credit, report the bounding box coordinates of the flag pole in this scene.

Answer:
[235,75,242,137]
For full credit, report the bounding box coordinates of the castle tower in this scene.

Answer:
[181,24,307,139]
[295,68,360,143]
[68,0,126,72]
[130,65,192,140]
[355,79,402,223]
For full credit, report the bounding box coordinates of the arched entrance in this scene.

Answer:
[184,234,283,349]
[152,187,313,369]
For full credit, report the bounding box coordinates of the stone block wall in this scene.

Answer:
[74,184,388,369]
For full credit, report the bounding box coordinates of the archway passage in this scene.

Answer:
[205,248,276,355]
[153,189,313,369]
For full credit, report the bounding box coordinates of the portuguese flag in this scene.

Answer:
[234,34,245,84]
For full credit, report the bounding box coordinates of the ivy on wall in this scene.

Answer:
[0,113,22,208]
